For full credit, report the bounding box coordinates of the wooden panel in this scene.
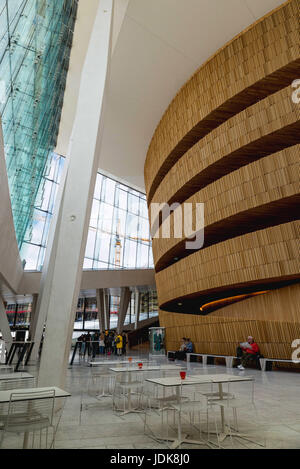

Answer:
[151,144,300,266]
[150,86,300,213]
[156,221,300,307]
[145,0,299,202]
[159,284,300,359]
[145,2,300,356]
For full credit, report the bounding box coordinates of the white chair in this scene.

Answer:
[0,377,36,391]
[142,379,191,445]
[0,377,37,427]
[112,371,144,415]
[0,389,56,449]
[88,373,116,399]
[167,382,223,449]
[0,366,14,374]
[80,371,116,412]
[209,377,265,448]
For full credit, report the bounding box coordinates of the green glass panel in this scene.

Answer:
[0,0,78,248]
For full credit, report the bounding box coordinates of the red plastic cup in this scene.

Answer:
[138,362,143,369]
[180,371,186,380]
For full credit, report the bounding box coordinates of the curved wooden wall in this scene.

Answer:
[156,221,299,308]
[153,144,299,269]
[145,0,299,203]
[159,283,300,361]
[144,1,300,359]
[150,86,300,212]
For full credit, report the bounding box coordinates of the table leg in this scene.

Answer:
[23,431,30,449]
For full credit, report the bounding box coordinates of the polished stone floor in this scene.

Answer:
[1,352,300,449]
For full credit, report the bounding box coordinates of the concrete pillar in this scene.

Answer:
[38,0,114,388]
[134,288,140,330]
[96,289,105,332]
[117,287,131,334]
[104,291,110,330]
[28,294,38,342]
[0,297,12,347]
[30,164,69,362]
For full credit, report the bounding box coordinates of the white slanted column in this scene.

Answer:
[30,162,68,363]
[38,0,114,388]
[0,296,12,347]
[28,294,38,342]
[117,287,131,334]
[104,291,110,330]
[134,288,140,330]
[96,289,106,332]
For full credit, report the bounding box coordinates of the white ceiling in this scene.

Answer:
[56,0,285,192]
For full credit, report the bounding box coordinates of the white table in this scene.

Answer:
[0,372,33,381]
[109,365,183,415]
[88,359,150,367]
[146,374,254,447]
[0,386,71,403]
[0,386,71,448]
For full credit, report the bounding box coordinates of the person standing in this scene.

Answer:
[85,332,92,357]
[92,331,99,358]
[115,333,123,356]
[108,332,114,355]
[122,332,127,355]
[99,333,105,355]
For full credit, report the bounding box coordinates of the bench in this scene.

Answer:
[259,357,300,372]
[167,351,176,359]
[186,352,238,368]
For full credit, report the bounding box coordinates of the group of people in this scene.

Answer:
[171,335,261,369]
[77,330,127,358]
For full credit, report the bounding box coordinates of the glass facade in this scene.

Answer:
[0,0,78,247]
[4,286,159,335]
[20,152,64,270]
[84,173,154,270]
[21,167,154,271]
[5,302,32,328]
[73,287,158,332]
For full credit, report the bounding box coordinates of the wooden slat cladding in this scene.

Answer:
[159,284,300,360]
[150,86,300,214]
[145,2,300,360]
[145,0,300,203]
[151,144,300,269]
[156,221,300,307]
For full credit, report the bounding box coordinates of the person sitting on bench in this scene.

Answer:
[168,338,185,360]
[175,337,194,360]
[185,338,193,353]
[174,337,188,360]
[236,336,260,370]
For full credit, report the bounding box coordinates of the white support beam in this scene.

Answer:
[134,287,140,330]
[104,292,110,330]
[117,287,131,334]
[28,294,38,342]
[0,296,12,347]
[38,0,114,388]
[30,165,68,362]
[96,289,105,332]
